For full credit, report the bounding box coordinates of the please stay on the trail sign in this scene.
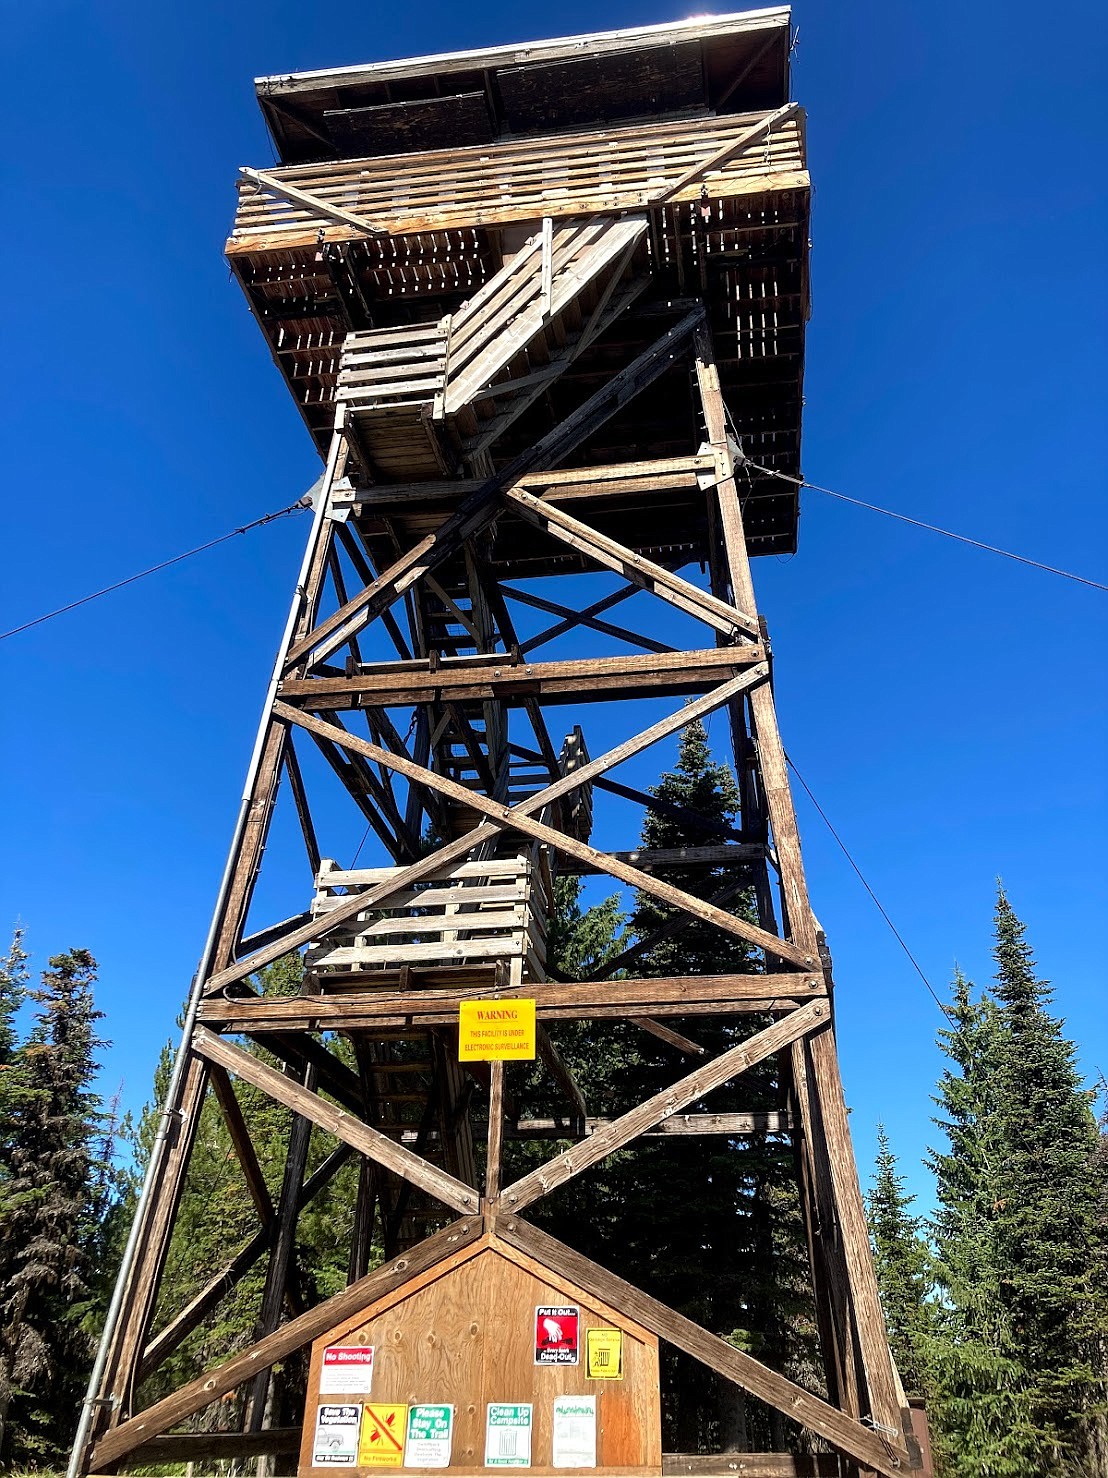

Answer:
[458,998,536,1061]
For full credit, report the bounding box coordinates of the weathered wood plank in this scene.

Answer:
[663,1455,838,1477]
[198,972,821,1032]
[279,646,763,707]
[274,704,810,966]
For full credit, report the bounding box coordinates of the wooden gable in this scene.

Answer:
[300,1233,661,1476]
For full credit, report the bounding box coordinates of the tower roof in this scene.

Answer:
[256,8,791,164]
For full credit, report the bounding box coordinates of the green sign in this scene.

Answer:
[405,1404,453,1467]
[485,1403,533,1467]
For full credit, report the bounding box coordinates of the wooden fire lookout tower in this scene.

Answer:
[73,11,930,1478]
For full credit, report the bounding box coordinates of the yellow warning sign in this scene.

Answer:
[358,1404,408,1466]
[586,1328,624,1380]
[458,998,536,1061]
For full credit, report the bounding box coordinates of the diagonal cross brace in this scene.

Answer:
[192,1028,480,1215]
[497,1218,909,1476]
[240,166,388,238]
[286,307,706,670]
[500,1000,827,1212]
[273,692,812,968]
[89,1217,484,1469]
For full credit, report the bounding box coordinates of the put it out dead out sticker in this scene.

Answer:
[534,1305,580,1365]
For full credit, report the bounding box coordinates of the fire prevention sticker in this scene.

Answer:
[312,1404,361,1466]
[358,1403,408,1467]
[319,1345,374,1395]
[534,1305,580,1365]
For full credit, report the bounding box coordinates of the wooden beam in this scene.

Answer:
[807,1023,903,1438]
[240,166,387,237]
[130,1428,301,1464]
[496,1219,907,1476]
[485,1061,506,1202]
[650,102,801,205]
[504,581,675,656]
[90,1217,483,1468]
[536,1025,588,1123]
[202,820,502,996]
[140,1144,352,1375]
[504,486,758,637]
[663,1455,838,1477]
[199,972,821,1032]
[191,1029,479,1216]
[279,645,762,708]
[499,1002,825,1212]
[273,702,811,967]
[512,1112,790,1139]
[206,1064,275,1226]
[290,309,705,671]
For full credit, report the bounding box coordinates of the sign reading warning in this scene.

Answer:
[458,998,536,1061]
[357,1404,408,1467]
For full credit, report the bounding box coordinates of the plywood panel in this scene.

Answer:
[299,1237,661,1477]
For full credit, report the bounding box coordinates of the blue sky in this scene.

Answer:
[1,0,1105,1209]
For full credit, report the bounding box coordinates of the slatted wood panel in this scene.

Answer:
[298,1238,662,1476]
[228,111,806,251]
[307,854,551,980]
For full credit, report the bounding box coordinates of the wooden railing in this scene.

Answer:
[228,109,807,249]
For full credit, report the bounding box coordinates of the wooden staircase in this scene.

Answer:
[336,213,650,479]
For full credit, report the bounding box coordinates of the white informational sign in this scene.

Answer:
[552,1395,597,1468]
[405,1404,454,1467]
[320,1345,375,1395]
[485,1403,533,1467]
[312,1404,361,1466]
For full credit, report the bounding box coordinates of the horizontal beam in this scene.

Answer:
[663,1455,839,1477]
[278,645,763,708]
[128,1429,301,1464]
[513,1112,791,1138]
[90,1217,483,1468]
[342,454,714,511]
[564,843,766,873]
[198,973,822,1033]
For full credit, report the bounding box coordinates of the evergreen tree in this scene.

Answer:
[134,952,362,1429]
[986,888,1106,1466]
[0,930,30,1221]
[928,894,1108,1475]
[0,949,115,1467]
[866,1124,933,1395]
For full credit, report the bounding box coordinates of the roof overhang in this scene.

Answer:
[256,8,792,163]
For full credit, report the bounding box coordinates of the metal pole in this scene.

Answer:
[67,430,343,1478]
